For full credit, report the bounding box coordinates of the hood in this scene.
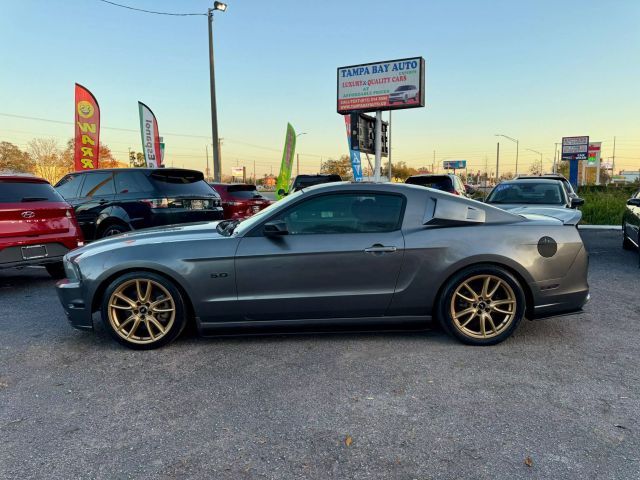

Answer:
[69,221,225,258]
[506,206,582,225]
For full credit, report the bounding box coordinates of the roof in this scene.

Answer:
[0,174,48,183]
[68,167,201,174]
[499,178,565,185]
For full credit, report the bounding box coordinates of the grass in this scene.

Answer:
[577,185,637,225]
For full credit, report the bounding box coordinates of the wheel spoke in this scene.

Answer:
[114,292,136,309]
[492,299,515,306]
[487,280,501,299]
[143,281,152,302]
[117,315,135,332]
[494,307,514,315]
[145,318,155,340]
[480,314,487,337]
[109,302,132,310]
[459,311,477,328]
[481,277,491,298]
[462,282,478,300]
[126,317,141,339]
[148,316,166,335]
[455,291,475,303]
[454,307,475,320]
[486,314,498,334]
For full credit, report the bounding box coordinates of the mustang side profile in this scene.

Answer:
[56,183,589,349]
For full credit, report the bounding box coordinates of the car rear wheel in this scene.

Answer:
[45,262,66,279]
[438,265,526,346]
[101,223,129,238]
[101,272,187,350]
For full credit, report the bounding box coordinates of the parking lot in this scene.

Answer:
[0,230,638,479]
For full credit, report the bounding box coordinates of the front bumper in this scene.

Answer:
[56,279,93,331]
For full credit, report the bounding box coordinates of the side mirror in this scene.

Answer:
[570,197,585,208]
[264,220,288,236]
[627,198,640,207]
[277,189,287,197]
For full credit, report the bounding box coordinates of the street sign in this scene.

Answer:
[231,166,244,177]
[337,57,426,114]
[561,136,589,161]
[443,160,467,169]
[349,113,388,156]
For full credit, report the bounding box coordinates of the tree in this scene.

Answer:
[61,138,122,170]
[381,161,418,181]
[0,141,34,173]
[28,138,69,184]
[528,162,543,176]
[321,155,353,179]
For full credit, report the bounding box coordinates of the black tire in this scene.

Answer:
[622,223,635,250]
[437,264,526,346]
[100,271,188,350]
[45,262,66,279]
[100,223,129,238]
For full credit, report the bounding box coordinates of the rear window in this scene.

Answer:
[406,176,454,191]
[0,180,64,203]
[487,182,565,205]
[226,185,265,200]
[149,171,217,196]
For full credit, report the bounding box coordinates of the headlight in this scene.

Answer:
[63,255,82,281]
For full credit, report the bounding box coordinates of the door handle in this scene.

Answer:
[364,245,397,253]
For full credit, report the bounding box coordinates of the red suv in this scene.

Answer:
[209,183,272,219]
[0,175,83,278]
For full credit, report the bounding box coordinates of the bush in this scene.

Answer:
[577,185,636,225]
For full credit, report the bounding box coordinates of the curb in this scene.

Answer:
[578,225,622,230]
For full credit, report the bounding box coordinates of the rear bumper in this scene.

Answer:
[0,242,74,269]
[56,279,93,330]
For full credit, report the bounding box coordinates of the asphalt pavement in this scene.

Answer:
[0,230,638,479]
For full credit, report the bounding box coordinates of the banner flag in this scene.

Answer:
[74,83,100,171]
[275,123,296,199]
[138,102,162,168]
[344,115,363,182]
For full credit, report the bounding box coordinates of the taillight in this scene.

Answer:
[141,198,169,208]
[226,201,242,206]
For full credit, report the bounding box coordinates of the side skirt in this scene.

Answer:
[196,315,432,337]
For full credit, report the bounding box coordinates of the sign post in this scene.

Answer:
[561,136,589,188]
[337,57,425,180]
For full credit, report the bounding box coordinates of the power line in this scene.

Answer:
[95,0,205,16]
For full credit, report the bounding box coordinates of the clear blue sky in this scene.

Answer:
[1,0,639,176]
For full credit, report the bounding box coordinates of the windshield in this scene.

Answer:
[0,181,64,203]
[487,182,565,205]
[231,189,304,236]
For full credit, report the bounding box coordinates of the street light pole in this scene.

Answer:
[526,148,543,174]
[495,134,519,176]
[295,132,306,177]
[207,2,227,182]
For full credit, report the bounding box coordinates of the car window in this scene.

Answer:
[55,173,83,199]
[149,171,217,196]
[273,193,404,235]
[487,182,565,205]
[0,180,64,203]
[115,171,153,194]
[80,172,116,197]
[406,176,453,191]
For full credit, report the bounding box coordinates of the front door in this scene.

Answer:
[74,172,116,240]
[234,191,406,321]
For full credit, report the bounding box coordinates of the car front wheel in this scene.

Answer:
[101,272,187,349]
[438,265,526,346]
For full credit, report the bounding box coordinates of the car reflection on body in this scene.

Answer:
[56,182,589,349]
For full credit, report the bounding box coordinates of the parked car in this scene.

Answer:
[405,174,468,196]
[209,183,272,220]
[389,85,419,104]
[1,175,83,278]
[486,179,585,218]
[622,188,640,251]
[514,174,583,204]
[287,174,342,194]
[57,182,589,349]
[55,168,223,241]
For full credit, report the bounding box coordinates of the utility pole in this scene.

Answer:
[374,111,382,182]
[432,150,435,173]
[208,7,223,182]
[296,153,299,177]
[388,111,392,181]
[612,136,616,175]
[205,144,210,181]
[496,142,500,181]
[253,160,256,185]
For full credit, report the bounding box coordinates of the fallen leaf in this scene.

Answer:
[345,435,353,447]
[614,424,627,430]
[524,456,533,467]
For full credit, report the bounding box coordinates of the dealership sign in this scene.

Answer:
[586,142,601,167]
[561,136,589,161]
[443,160,467,169]
[337,57,425,114]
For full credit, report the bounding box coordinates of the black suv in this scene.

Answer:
[55,168,222,241]
[405,174,468,196]
[289,174,342,193]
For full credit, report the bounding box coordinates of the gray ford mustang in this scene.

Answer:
[56,182,589,349]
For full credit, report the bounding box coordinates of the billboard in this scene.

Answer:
[138,102,162,168]
[74,83,100,171]
[443,160,467,169]
[587,142,601,167]
[337,57,425,114]
[561,136,589,161]
[231,166,244,177]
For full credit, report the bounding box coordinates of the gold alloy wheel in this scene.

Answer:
[450,274,517,340]
[107,279,176,345]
